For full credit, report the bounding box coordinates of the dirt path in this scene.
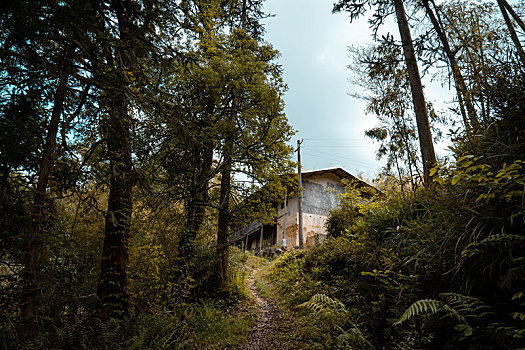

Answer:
[241,270,290,350]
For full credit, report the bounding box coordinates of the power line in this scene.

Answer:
[303,147,379,168]
[304,138,368,141]
[302,151,378,171]
[303,145,372,148]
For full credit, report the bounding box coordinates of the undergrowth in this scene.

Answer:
[268,150,525,349]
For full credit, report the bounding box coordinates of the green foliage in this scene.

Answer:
[396,293,494,332]
[326,181,383,238]
[1,0,525,348]
[299,293,347,316]
[298,294,374,349]
[269,73,525,347]
[395,299,443,324]
[350,41,423,189]
[130,301,251,349]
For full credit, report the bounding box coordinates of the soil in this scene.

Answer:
[241,269,292,350]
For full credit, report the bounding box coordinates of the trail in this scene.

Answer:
[241,269,290,350]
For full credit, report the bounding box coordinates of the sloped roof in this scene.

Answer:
[301,166,382,195]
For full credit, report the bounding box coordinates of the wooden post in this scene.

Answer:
[259,223,263,252]
[297,140,304,249]
[244,234,248,252]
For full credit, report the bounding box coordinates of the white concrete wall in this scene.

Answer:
[275,173,344,248]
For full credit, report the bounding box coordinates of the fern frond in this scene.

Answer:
[499,265,525,289]
[298,293,346,315]
[462,234,525,258]
[396,292,495,329]
[441,304,468,324]
[439,293,494,320]
[395,299,443,325]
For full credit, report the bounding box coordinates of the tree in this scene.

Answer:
[421,0,479,135]
[214,30,293,289]
[334,0,436,183]
[434,1,519,125]
[131,0,293,294]
[350,42,422,191]
[393,0,436,183]
[0,1,97,344]
[93,1,134,320]
[496,0,525,66]
[84,0,175,319]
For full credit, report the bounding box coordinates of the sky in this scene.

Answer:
[261,0,453,180]
[261,0,386,179]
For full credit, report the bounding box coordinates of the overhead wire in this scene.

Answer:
[302,147,378,168]
[304,138,369,141]
[295,138,382,172]
[301,151,378,171]
[303,145,372,148]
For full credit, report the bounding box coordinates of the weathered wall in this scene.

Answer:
[303,213,328,248]
[275,173,345,248]
[302,173,345,216]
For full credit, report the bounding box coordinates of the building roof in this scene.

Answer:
[301,166,382,194]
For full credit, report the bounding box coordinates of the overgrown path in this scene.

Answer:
[241,260,291,350]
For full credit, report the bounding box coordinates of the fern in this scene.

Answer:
[395,299,443,325]
[462,234,525,258]
[298,294,346,316]
[439,293,493,321]
[336,327,375,350]
[499,264,525,289]
[298,294,374,349]
[395,292,495,339]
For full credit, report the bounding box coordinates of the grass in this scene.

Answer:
[248,256,304,349]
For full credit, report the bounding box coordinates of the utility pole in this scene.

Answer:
[282,192,287,247]
[297,140,304,249]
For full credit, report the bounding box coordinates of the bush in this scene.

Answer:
[269,153,525,348]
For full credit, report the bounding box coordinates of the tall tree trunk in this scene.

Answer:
[178,140,214,297]
[96,94,132,320]
[19,50,70,347]
[96,1,133,320]
[216,0,248,291]
[180,141,214,258]
[496,0,525,67]
[423,0,479,133]
[217,126,233,290]
[500,0,525,32]
[393,0,436,184]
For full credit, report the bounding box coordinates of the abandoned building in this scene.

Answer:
[228,167,382,251]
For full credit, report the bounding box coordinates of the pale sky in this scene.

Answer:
[262,0,453,180]
[262,0,386,179]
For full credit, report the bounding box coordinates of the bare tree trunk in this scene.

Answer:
[424,0,479,133]
[216,0,248,291]
[96,1,133,320]
[217,125,233,290]
[394,153,406,196]
[394,0,436,184]
[180,142,214,259]
[497,0,525,67]
[391,109,418,191]
[97,95,132,320]
[19,50,70,347]
[500,0,525,32]
[178,140,213,296]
